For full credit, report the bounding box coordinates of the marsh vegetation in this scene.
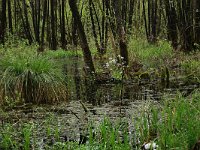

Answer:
[0,0,200,149]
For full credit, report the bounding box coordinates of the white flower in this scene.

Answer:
[112,59,117,64]
[144,143,151,149]
[109,59,117,64]
[144,142,158,150]
[105,63,109,68]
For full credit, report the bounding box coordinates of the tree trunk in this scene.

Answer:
[0,0,7,44]
[51,0,57,50]
[89,0,101,53]
[60,0,67,49]
[114,0,129,66]
[22,0,33,44]
[69,0,95,75]
[195,0,200,43]
[7,0,13,34]
[165,0,178,49]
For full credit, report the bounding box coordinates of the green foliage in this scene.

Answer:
[136,91,200,150]
[181,59,200,75]
[181,59,200,83]
[0,47,67,105]
[0,124,19,149]
[22,124,33,150]
[129,39,173,67]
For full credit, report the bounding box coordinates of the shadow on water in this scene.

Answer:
[55,57,199,144]
[63,57,199,106]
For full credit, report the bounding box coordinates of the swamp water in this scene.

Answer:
[0,57,199,149]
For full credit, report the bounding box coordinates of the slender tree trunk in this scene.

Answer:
[195,0,200,43]
[128,0,135,33]
[178,0,194,51]
[22,0,33,44]
[165,0,178,49]
[40,0,48,51]
[51,0,57,50]
[72,18,78,47]
[151,0,157,43]
[89,0,100,53]
[69,0,95,75]
[114,0,129,66]
[60,0,67,49]
[7,0,13,34]
[0,0,7,44]
[143,0,149,40]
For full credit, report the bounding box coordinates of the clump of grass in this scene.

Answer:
[180,59,200,83]
[0,124,19,149]
[129,39,173,68]
[181,59,200,75]
[0,50,67,105]
[22,124,33,150]
[136,91,200,149]
[88,118,131,150]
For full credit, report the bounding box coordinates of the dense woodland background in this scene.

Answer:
[0,0,200,74]
[0,1,200,150]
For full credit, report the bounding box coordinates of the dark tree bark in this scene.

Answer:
[89,0,101,53]
[72,18,78,47]
[165,0,178,49]
[50,0,57,50]
[69,0,95,75]
[151,0,157,43]
[114,0,129,66]
[30,0,41,43]
[0,0,7,44]
[143,0,149,40]
[128,0,135,33]
[39,0,48,52]
[178,0,194,52]
[7,0,13,34]
[195,0,200,44]
[60,0,67,49]
[46,0,51,48]
[22,0,33,44]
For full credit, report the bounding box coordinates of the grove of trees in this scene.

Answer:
[0,0,200,71]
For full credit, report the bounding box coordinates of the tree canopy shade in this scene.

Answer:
[1,0,200,52]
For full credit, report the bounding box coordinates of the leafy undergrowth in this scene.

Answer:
[0,91,199,149]
[101,39,200,84]
[128,39,173,68]
[137,90,200,150]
